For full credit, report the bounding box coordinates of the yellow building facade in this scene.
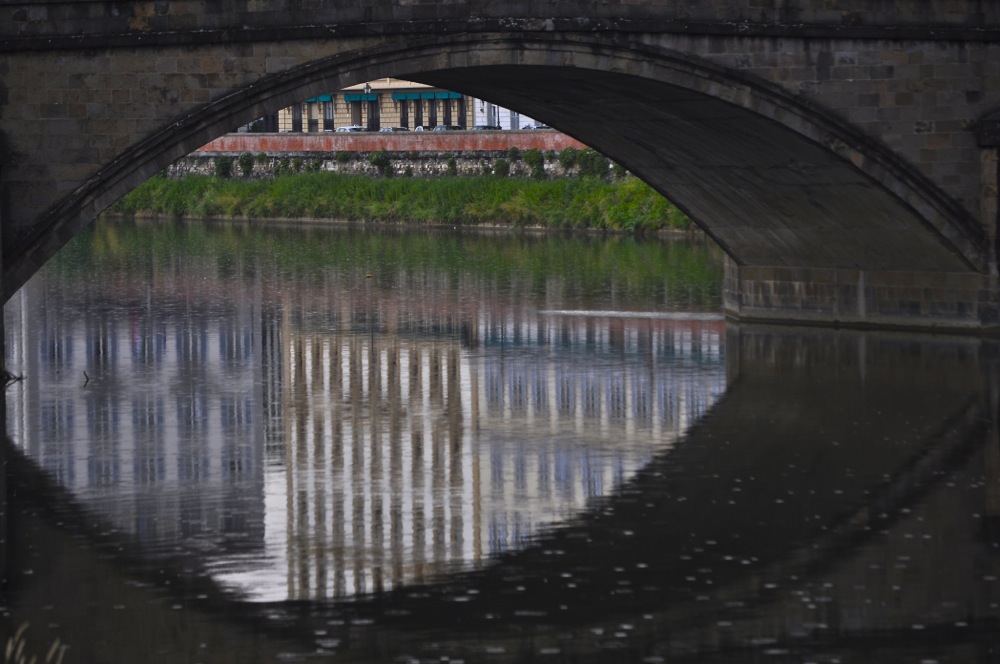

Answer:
[275,79,474,132]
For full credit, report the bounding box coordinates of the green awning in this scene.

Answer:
[344,93,378,102]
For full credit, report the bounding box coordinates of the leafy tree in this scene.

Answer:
[578,148,610,179]
[368,149,394,177]
[214,156,233,179]
[238,152,255,178]
[524,148,545,179]
[558,147,579,172]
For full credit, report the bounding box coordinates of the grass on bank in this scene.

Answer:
[109,172,692,233]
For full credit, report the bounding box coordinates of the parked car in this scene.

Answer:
[413,126,429,132]
[379,126,409,132]
[523,123,551,130]
[335,125,367,132]
[471,125,502,131]
[432,125,465,131]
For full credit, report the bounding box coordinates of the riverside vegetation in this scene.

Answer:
[111,147,693,233]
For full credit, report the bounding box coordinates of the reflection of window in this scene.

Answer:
[88,457,120,486]
[86,321,118,368]
[632,374,651,423]
[39,328,72,370]
[554,449,572,498]
[135,455,165,484]
[485,363,503,409]
[582,377,601,418]
[222,448,249,481]
[530,366,548,414]
[178,453,208,482]
[489,516,508,553]
[607,373,626,420]
[508,370,527,413]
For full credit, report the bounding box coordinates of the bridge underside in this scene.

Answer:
[411,63,998,331]
[2,33,998,331]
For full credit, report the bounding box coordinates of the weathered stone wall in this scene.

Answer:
[172,151,575,179]
[197,131,587,155]
[2,1,997,44]
[172,130,592,178]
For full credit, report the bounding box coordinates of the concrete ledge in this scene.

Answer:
[723,257,1000,333]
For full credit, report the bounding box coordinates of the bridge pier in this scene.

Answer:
[722,258,1000,332]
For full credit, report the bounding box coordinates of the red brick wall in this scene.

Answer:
[198,131,587,153]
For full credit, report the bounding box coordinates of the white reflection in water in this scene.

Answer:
[5,260,725,603]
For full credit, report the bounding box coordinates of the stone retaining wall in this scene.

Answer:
[172,130,597,178]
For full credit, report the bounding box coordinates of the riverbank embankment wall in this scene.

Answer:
[171,131,591,178]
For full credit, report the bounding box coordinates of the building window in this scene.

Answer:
[414,100,423,128]
[399,100,409,129]
[307,102,319,132]
[292,104,303,132]
[428,100,437,128]
[443,99,452,126]
[324,101,335,131]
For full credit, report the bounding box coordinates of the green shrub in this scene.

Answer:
[335,151,351,163]
[214,156,233,179]
[507,146,521,162]
[493,159,510,178]
[368,149,394,177]
[578,148,610,179]
[237,152,254,178]
[524,148,545,180]
[446,156,458,177]
[558,147,579,172]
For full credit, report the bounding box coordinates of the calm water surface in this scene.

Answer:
[2,219,999,663]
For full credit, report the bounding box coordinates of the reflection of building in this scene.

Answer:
[4,278,267,557]
[267,311,724,600]
[4,233,724,602]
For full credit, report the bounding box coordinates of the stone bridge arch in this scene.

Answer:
[3,30,997,328]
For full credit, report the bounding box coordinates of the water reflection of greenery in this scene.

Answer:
[59,218,723,309]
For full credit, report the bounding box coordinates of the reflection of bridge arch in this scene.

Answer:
[6,325,998,663]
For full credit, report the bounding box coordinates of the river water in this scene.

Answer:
[2,219,999,663]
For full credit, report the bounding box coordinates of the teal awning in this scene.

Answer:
[305,94,333,103]
[344,93,378,102]
[415,91,463,100]
[392,92,422,100]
